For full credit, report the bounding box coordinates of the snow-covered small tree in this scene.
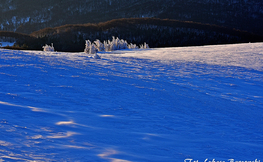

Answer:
[84,40,98,54]
[43,43,54,52]
[120,40,128,49]
[84,40,91,53]
[111,36,117,50]
[128,43,138,49]
[140,42,150,49]
[94,39,104,52]
[104,40,111,52]
[110,42,117,51]
[89,43,97,54]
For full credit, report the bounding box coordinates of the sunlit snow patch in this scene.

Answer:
[99,115,115,118]
[0,101,46,112]
[47,131,78,139]
[98,149,131,162]
[56,120,76,125]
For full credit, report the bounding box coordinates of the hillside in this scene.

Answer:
[0,0,263,35]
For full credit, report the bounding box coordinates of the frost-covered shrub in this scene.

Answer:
[85,36,149,53]
[43,43,54,52]
[109,36,128,51]
[101,37,128,51]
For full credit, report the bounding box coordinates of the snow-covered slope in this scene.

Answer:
[0,42,15,47]
[0,43,262,161]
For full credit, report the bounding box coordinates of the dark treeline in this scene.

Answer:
[1,18,263,52]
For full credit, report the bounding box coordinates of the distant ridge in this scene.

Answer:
[30,18,256,38]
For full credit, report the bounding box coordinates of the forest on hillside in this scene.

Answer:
[1,18,263,52]
[0,0,263,35]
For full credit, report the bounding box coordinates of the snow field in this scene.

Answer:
[0,43,262,161]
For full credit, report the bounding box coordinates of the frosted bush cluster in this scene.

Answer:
[84,36,149,54]
[42,43,54,52]
[42,37,149,59]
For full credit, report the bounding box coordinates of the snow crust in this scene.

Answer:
[0,43,262,161]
